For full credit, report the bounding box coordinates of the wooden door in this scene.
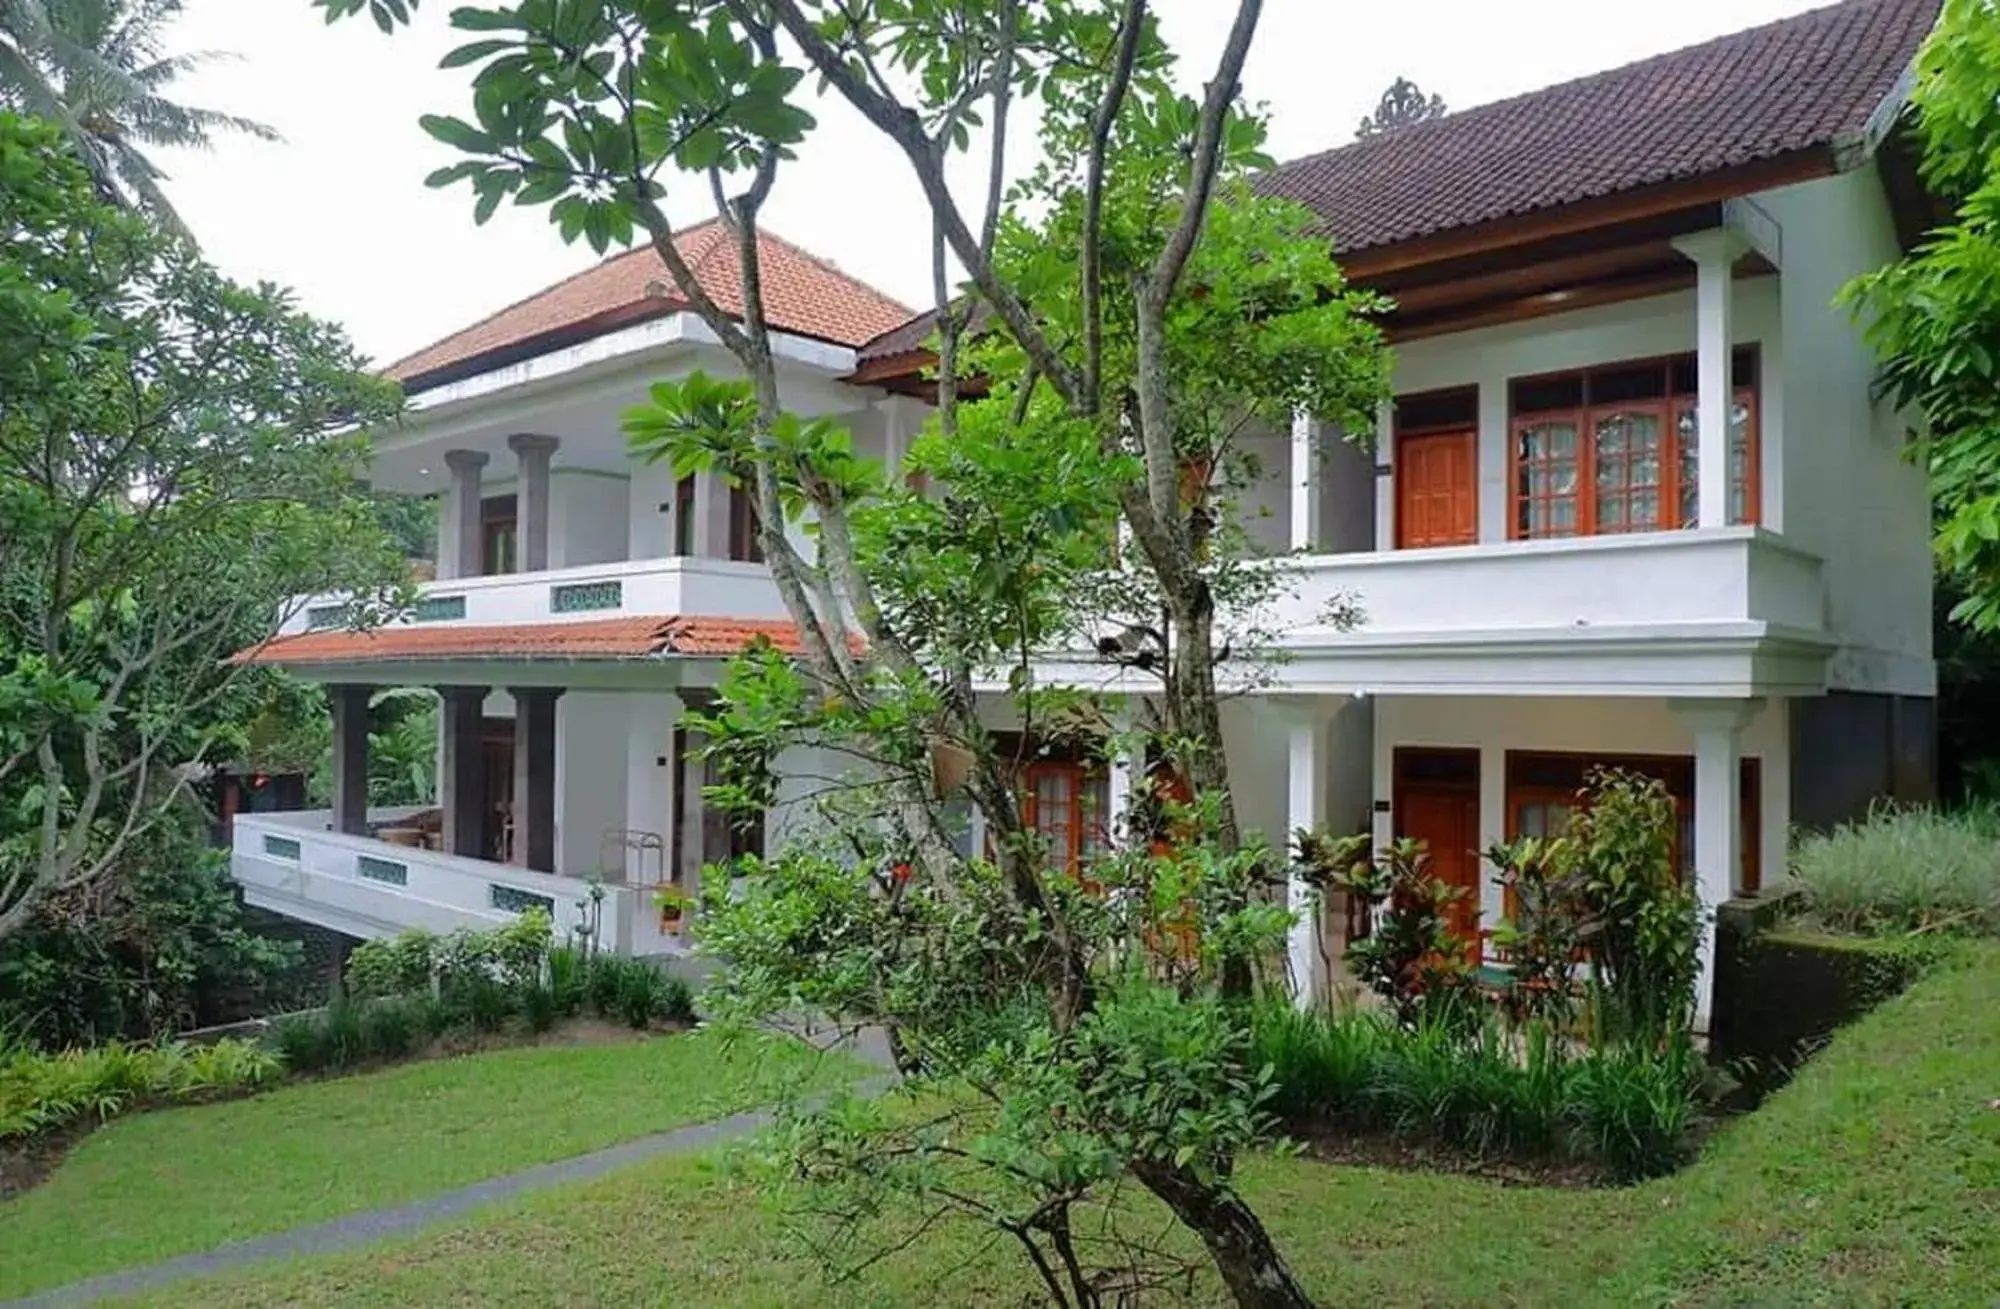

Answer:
[481,720,515,862]
[1397,786,1483,950]
[1396,430,1477,549]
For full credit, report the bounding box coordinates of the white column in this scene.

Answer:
[507,434,559,573]
[442,448,488,579]
[1674,697,1762,1026]
[1287,711,1326,1008]
[1672,231,1748,530]
[1371,399,1395,553]
[1104,701,1141,849]
[1476,375,1508,543]
[1289,408,1321,552]
[1476,744,1507,933]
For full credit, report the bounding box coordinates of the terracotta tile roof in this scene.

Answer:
[236,615,821,666]
[1258,0,1938,257]
[385,220,916,392]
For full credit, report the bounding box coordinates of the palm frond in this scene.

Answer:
[108,136,192,242]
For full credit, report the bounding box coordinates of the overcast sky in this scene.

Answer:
[150,0,1829,367]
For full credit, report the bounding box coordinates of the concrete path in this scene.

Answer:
[11,1066,896,1309]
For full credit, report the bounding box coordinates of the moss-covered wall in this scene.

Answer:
[1711,902,1932,1074]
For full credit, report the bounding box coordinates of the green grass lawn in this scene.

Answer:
[95,942,2000,1308]
[0,1026,861,1299]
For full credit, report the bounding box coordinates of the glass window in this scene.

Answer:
[1593,407,1666,533]
[1516,419,1581,537]
[1675,395,1757,527]
[1512,353,1759,538]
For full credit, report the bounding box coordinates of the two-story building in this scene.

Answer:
[233,0,1940,1011]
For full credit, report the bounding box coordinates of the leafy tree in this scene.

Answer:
[0,112,407,942]
[0,803,306,1049]
[0,0,277,237]
[324,3,1387,1304]
[1844,0,2000,630]
[1355,76,1444,139]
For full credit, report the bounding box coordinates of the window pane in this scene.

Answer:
[1679,398,1757,526]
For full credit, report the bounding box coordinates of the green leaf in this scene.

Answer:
[440,38,514,69]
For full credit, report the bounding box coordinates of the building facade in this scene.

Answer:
[233,0,1941,1013]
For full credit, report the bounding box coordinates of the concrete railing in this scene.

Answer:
[1262,526,1826,639]
[282,555,788,637]
[231,810,640,950]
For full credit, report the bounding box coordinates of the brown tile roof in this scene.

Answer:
[236,615,823,666]
[1258,0,1938,258]
[386,220,916,392]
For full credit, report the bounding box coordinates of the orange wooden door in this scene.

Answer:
[1397,787,1483,950]
[1396,430,1478,549]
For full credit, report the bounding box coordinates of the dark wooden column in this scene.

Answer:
[509,687,563,873]
[328,683,373,836]
[438,685,489,858]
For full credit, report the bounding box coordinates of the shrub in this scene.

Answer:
[585,956,693,1029]
[1783,803,2000,937]
[448,972,515,1034]
[1252,1002,1699,1177]
[1564,1033,1704,1180]
[1337,838,1477,1026]
[1250,1000,1388,1123]
[521,982,560,1034]
[270,1011,334,1075]
[0,1038,278,1140]
[345,930,437,1000]
[546,945,587,1017]
[1566,769,1700,1047]
[359,995,423,1061]
[346,910,555,1000]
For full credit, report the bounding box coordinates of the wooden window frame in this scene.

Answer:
[727,481,764,563]
[1508,352,1760,541]
[1021,759,1110,871]
[481,493,518,576]
[673,475,697,557]
[1502,750,1761,892]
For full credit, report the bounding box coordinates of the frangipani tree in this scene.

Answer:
[319,3,1386,1304]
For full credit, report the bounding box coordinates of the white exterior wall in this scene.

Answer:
[1372,694,1791,927]
[1391,281,1782,548]
[1220,697,1372,854]
[1757,170,1933,696]
[549,470,630,569]
[556,690,630,877]
[627,457,680,561]
[1234,419,1292,556]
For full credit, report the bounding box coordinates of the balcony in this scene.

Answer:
[232,811,687,956]
[285,555,788,638]
[1257,526,1832,696]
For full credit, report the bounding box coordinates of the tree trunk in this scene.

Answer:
[1132,1160,1316,1309]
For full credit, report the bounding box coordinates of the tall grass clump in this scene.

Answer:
[1784,803,2000,936]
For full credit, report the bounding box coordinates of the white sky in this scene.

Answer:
[151,0,1829,367]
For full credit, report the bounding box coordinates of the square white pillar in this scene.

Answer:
[1674,697,1762,1025]
[1287,712,1327,1007]
[1371,399,1396,553]
[1672,230,1748,530]
[1290,409,1321,552]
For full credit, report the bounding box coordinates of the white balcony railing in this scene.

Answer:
[1264,526,1825,640]
[231,811,686,955]
[285,556,789,637]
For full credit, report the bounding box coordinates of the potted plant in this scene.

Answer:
[652,884,693,933]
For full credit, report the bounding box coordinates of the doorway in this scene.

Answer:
[1393,748,1484,952]
[1396,429,1478,549]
